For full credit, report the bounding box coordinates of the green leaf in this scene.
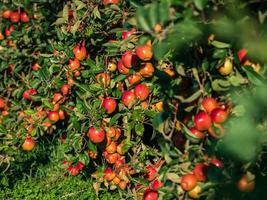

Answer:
[136,7,152,32]
[194,0,208,10]
[135,123,145,136]
[93,6,101,19]
[212,79,231,91]
[74,0,86,10]
[79,153,90,165]
[210,40,231,49]
[71,20,81,35]
[243,67,265,86]
[109,113,122,126]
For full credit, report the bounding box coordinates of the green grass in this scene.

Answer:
[0,174,120,200]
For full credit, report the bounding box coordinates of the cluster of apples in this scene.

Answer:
[180,158,223,199]
[189,97,229,140]
[0,98,9,120]
[63,160,85,176]
[140,165,164,200]
[0,9,30,42]
[2,9,30,23]
[20,64,71,151]
[68,41,88,78]
[87,126,131,189]
[101,159,132,190]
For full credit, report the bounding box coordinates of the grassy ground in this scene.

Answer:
[0,174,120,200]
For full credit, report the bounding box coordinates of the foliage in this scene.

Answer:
[1,0,267,199]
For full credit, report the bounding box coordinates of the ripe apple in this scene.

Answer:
[32,63,40,71]
[145,165,157,181]
[122,51,138,68]
[134,84,149,101]
[103,0,119,5]
[2,10,11,19]
[87,127,105,143]
[151,179,164,190]
[122,28,136,40]
[122,91,136,108]
[189,127,205,139]
[20,12,30,23]
[48,111,60,122]
[106,152,119,164]
[210,158,223,168]
[76,161,85,170]
[23,89,37,100]
[104,167,116,181]
[10,11,20,23]
[58,110,65,120]
[0,98,5,109]
[118,60,130,75]
[136,44,153,61]
[115,159,125,170]
[116,142,126,155]
[127,73,142,86]
[210,108,228,123]
[73,43,87,60]
[181,174,197,191]
[96,72,111,87]
[102,97,117,114]
[118,181,127,190]
[139,62,154,78]
[237,174,255,192]
[194,111,212,131]
[61,84,71,95]
[68,58,80,71]
[193,163,208,182]
[202,97,218,113]
[106,141,117,154]
[22,136,36,151]
[5,26,14,37]
[237,48,248,62]
[68,165,79,176]
[53,93,63,103]
[143,189,158,200]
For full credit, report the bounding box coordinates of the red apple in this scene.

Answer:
[122,91,136,108]
[202,97,218,113]
[73,43,87,60]
[20,12,30,23]
[22,136,36,151]
[87,127,105,143]
[102,97,117,114]
[210,108,228,123]
[134,84,149,101]
[121,51,138,68]
[194,111,212,131]
[181,174,197,191]
[136,44,153,61]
